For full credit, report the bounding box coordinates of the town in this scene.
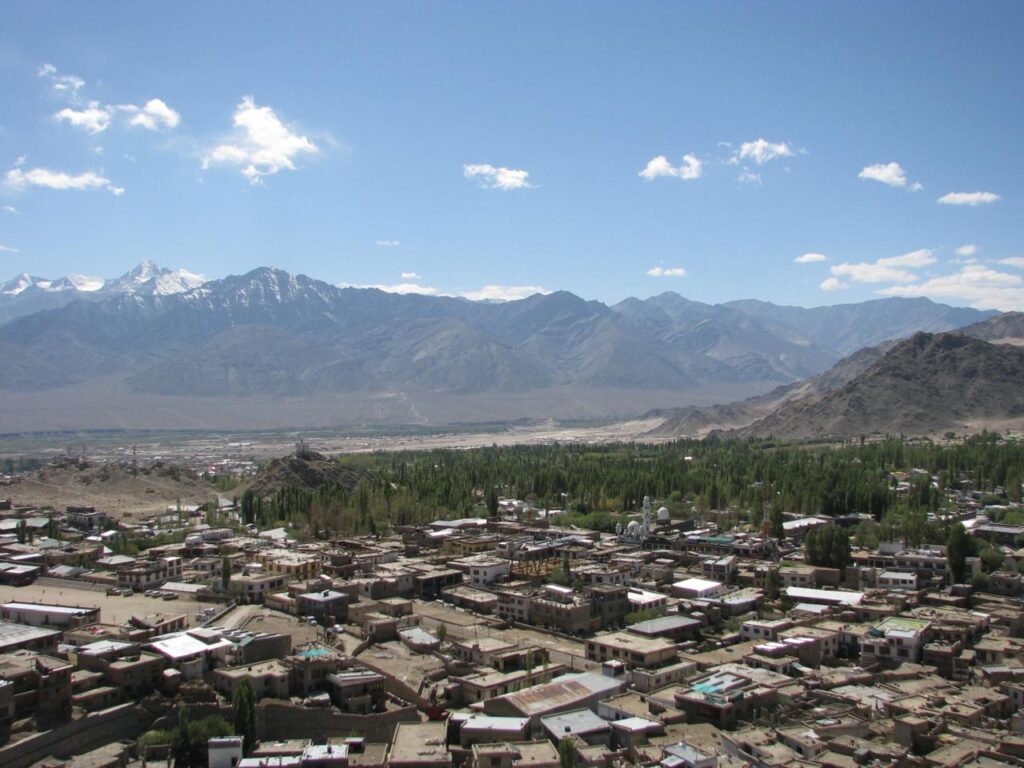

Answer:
[1,441,1024,768]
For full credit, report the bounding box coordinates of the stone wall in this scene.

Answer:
[0,704,144,768]
[256,700,418,743]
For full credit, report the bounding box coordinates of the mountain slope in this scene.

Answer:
[647,341,894,437]
[0,260,206,325]
[722,296,997,354]
[0,268,1006,430]
[724,328,1024,439]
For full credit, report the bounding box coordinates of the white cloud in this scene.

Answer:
[342,282,443,296]
[795,252,827,264]
[2,205,17,214]
[202,96,318,184]
[999,257,1024,268]
[339,281,549,302]
[732,139,794,165]
[820,277,848,291]
[0,243,19,253]
[55,102,112,134]
[737,169,762,185]
[400,272,420,280]
[830,248,935,284]
[938,191,1001,206]
[858,162,907,188]
[878,248,936,268]
[38,63,85,99]
[461,285,548,301]
[42,63,180,135]
[376,240,401,247]
[646,266,687,277]
[878,263,1024,311]
[122,99,181,130]
[5,167,123,195]
[910,182,924,192]
[956,244,978,257]
[463,163,534,190]
[638,154,702,181]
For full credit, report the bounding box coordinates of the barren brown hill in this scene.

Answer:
[11,458,212,520]
[648,342,894,437]
[247,450,368,497]
[723,331,1024,440]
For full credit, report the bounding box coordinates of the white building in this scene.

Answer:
[672,578,725,600]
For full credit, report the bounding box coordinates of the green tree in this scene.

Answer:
[805,525,851,572]
[946,523,970,583]
[486,486,499,518]
[559,737,576,768]
[221,556,232,592]
[764,568,782,601]
[770,506,785,539]
[436,622,448,644]
[232,678,256,755]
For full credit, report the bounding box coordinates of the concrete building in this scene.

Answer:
[388,721,451,768]
[671,579,725,601]
[0,602,99,629]
[585,632,678,669]
[0,621,61,655]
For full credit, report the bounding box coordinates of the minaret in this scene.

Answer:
[642,495,652,539]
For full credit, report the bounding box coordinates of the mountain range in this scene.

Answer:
[651,313,1024,440]
[0,261,206,325]
[0,263,1002,432]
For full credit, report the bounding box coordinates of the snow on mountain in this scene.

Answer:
[0,261,208,324]
[151,268,207,295]
[1,273,42,295]
[64,274,107,292]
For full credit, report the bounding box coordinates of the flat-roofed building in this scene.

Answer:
[626,588,668,615]
[859,616,931,668]
[539,708,611,747]
[586,632,678,669]
[673,666,781,729]
[740,618,792,643]
[469,741,559,768]
[0,621,61,655]
[212,660,291,701]
[671,579,725,601]
[388,721,451,768]
[297,590,350,622]
[528,587,593,636]
[701,556,737,582]
[0,650,73,718]
[783,587,863,607]
[326,667,386,714]
[442,584,499,614]
[878,570,920,591]
[450,714,530,747]
[483,672,625,721]
[230,572,289,604]
[457,556,511,587]
[626,615,701,643]
[0,601,99,629]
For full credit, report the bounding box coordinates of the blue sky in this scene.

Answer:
[1,2,1022,308]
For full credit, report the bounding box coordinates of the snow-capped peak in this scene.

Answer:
[1,261,208,307]
[64,273,107,292]
[1,272,40,295]
[152,268,207,295]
